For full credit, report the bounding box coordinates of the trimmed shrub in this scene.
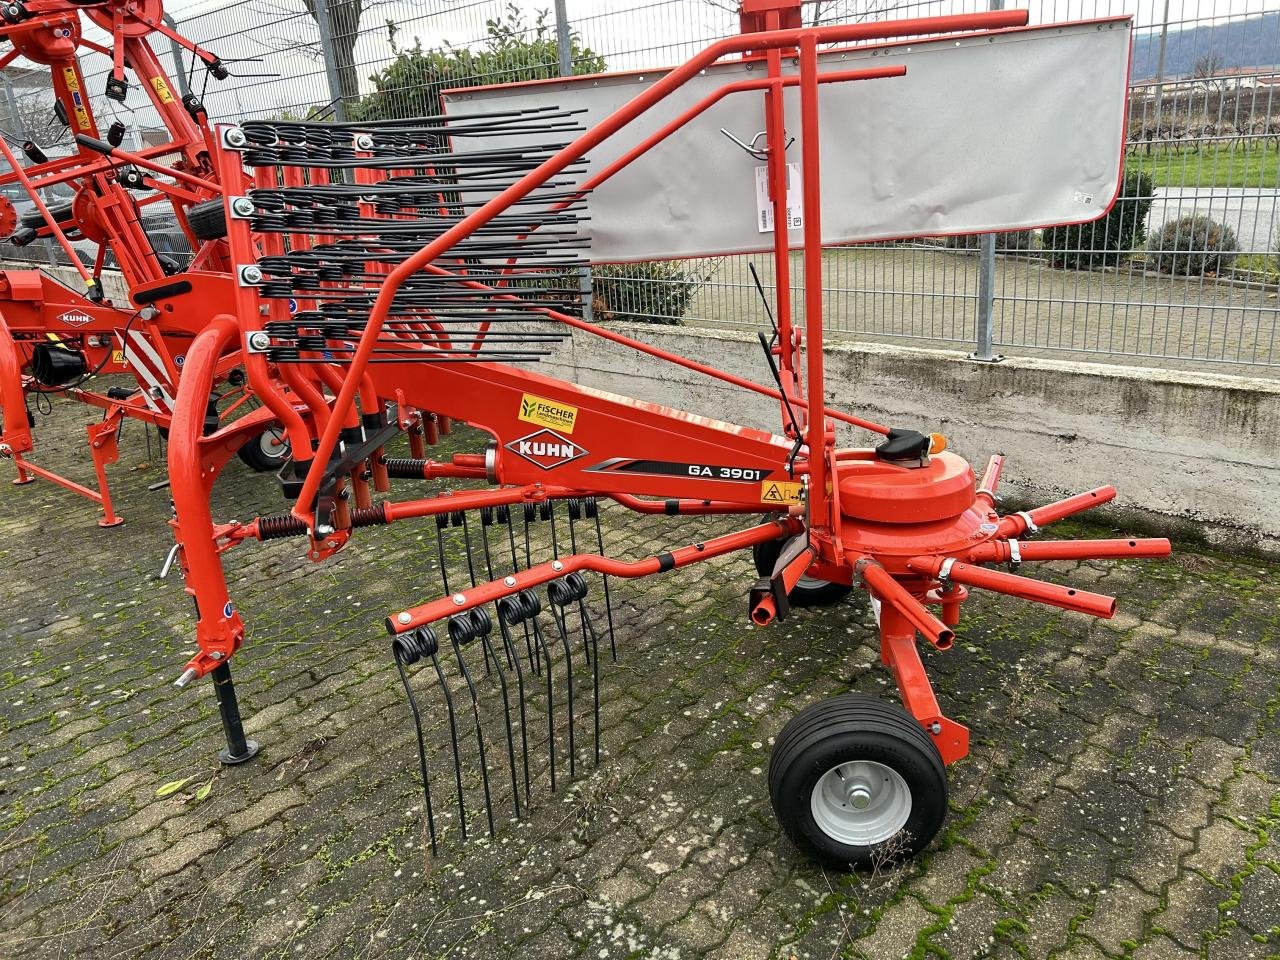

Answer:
[1147,214,1239,276]
[591,261,701,325]
[943,230,1036,251]
[1042,170,1155,268]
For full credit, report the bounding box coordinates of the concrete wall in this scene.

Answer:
[28,264,1278,554]
[536,323,1280,556]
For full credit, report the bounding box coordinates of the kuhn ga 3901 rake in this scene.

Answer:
[159,2,1168,868]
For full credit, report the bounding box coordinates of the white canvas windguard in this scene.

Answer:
[441,18,1133,263]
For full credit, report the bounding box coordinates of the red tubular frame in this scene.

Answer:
[387,517,804,633]
[289,9,1031,519]
[905,556,1117,619]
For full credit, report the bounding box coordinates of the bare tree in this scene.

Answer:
[252,0,391,108]
[1191,50,1230,101]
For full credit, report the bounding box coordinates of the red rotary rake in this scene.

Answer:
[147,1,1171,869]
[0,0,306,523]
[1,0,1171,869]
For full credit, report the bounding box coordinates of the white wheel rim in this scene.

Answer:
[259,429,289,460]
[810,760,911,847]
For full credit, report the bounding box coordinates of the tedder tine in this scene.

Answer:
[495,607,533,806]
[458,511,496,677]
[500,591,557,792]
[428,633,469,840]
[448,611,497,836]
[391,630,438,855]
[588,499,619,662]
[546,580,579,779]
[503,506,539,674]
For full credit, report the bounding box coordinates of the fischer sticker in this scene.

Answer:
[149,76,176,105]
[518,393,578,434]
[57,310,93,327]
[505,429,587,470]
[760,480,804,505]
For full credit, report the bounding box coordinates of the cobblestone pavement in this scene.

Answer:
[2,398,1279,960]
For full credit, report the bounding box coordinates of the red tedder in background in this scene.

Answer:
[0,0,398,521]
[32,0,1168,869]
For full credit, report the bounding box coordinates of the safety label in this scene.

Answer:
[755,163,803,233]
[760,480,803,504]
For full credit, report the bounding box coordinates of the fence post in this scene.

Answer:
[970,0,1004,363]
[554,0,594,322]
[970,233,1002,362]
[312,0,347,122]
[1,72,27,140]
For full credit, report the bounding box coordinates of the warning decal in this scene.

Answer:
[760,480,804,505]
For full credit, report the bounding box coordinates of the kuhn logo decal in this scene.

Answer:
[57,310,93,327]
[505,429,587,470]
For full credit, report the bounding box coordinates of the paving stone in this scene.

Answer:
[3,411,1279,958]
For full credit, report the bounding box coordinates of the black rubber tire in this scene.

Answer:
[236,427,290,472]
[186,199,227,241]
[753,537,852,606]
[769,694,947,870]
[19,199,75,230]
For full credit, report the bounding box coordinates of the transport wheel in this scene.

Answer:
[237,427,290,472]
[769,694,947,870]
[187,199,227,241]
[753,537,851,606]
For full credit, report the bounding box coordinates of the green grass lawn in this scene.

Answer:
[1125,142,1279,188]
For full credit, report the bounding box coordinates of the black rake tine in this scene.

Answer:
[591,499,619,662]
[504,507,539,674]
[496,611,532,806]
[530,614,557,792]
[449,629,496,837]
[392,644,438,854]
[458,512,494,677]
[548,596,577,780]
[429,650,468,840]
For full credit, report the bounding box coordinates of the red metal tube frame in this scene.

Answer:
[906,556,1117,619]
[387,517,804,632]
[966,537,1171,564]
[996,485,1117,537]
[856,559,955,649]
[291,9,1031,519]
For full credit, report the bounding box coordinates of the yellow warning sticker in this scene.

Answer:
[150,76,175,105]
[760,480,804,505]
[112,350,125,365]
[61,67,92,131]
[518,393,578,434]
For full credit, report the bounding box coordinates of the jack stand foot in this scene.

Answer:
[12,476,35,485]
[211,662,261,766]
[219,738,261,766]
[98,516,125,528]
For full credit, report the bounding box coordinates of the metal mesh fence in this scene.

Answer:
[1,0,1277,372]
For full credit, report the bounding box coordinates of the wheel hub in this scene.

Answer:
[810,759,911,847]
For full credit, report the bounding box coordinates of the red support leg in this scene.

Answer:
[87,415,125,527]
[878,605,970,765]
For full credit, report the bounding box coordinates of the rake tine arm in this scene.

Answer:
[995,485,1116,537]
[388,518,803,633]
[854,559,956,650]
[906,557,1116,619]
[975,454,1004,507]
[965,537,1171,564]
